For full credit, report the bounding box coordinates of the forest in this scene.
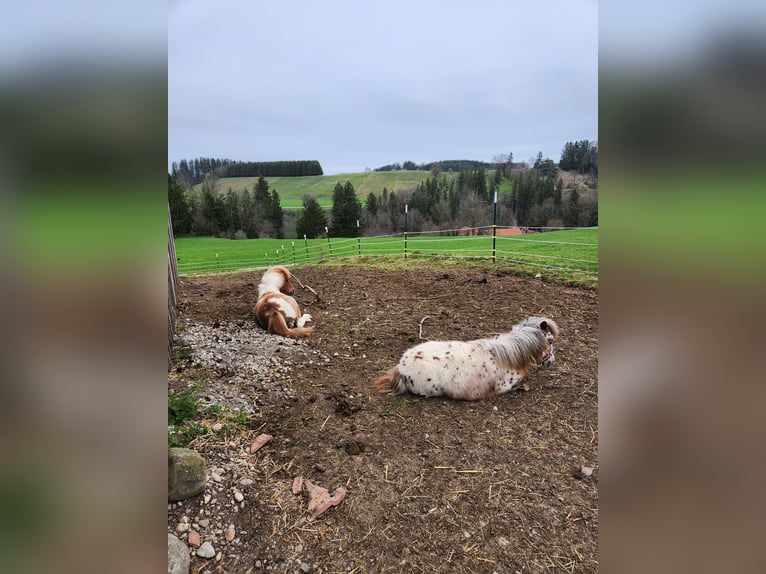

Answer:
[168,141,598,239]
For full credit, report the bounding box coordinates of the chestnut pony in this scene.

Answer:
[254,266,314,338]
[373,316,558,400]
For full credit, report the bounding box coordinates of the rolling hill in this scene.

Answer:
[192,170,437,209]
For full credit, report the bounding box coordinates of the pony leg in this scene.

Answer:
[297,313,313,328]
[268,311,314,338]
[495,371,526,395]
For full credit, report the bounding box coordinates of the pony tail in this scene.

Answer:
[373,366,405,395]
[268,311,315,338]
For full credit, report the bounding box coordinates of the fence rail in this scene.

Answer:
[174,226,598,282]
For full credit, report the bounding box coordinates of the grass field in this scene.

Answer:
[174,227,598,287]
[192,171,438,209]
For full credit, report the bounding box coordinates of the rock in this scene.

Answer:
[577,465,594,479]
[292,475,304,495]
[168,533,190,574]
[234,491,244,503]
[225,524,236,542]
[250,433,273,454]
[212,423,223,432]
[199,519,210,528]
[197,541,215,559]
[187,531,201,548]
[240,478,254,486]
[305,480,347,522]
[168,448,207,501]
[175,521,189,533]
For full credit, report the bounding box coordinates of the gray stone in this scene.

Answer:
[168,533,190,574]
[197,541,216,559]
[169,448,207,501]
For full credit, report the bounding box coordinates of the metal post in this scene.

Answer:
[357,220,361,257]
[325,226,333,258]
[492,190,498,263]
[292,241,296,266]
[304,234,309,262]
[404,204,408,260]
[281,244,285,264]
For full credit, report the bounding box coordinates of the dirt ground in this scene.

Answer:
[168,263,598,573]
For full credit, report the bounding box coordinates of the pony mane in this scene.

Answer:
[481,316,558,372]
[512,316,559,339]
[480,327,548,371]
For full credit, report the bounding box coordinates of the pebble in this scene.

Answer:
[199,519,210,528]
[204,494,212,504]
[212,423,223,431]
[234,491,244,503]
[211,472,223,482]
[197,541,215,559]
[240,478,254,486]
[176,522,189,533]
[225,524,236,542]
[579,465,594,478]
[255,560,262,569]
[188,531,201,548]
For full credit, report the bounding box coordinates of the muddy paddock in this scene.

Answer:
[168,263,598,573]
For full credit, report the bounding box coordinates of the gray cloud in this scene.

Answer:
[169,0,597,174]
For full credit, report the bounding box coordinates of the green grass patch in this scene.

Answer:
[194,171,436,209]
[174,228,598,288]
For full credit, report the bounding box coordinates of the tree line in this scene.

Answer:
[374,159,493,173]
[558,140,598,174]
[171,158,323,187]
[169,174,285,239]
[169,142,597,239]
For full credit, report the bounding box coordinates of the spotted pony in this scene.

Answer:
[373,316,558,400]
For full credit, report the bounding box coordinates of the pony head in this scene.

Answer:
[511,316,558,367]
[259,266,295,298]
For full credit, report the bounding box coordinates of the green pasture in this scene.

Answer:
[174,227,598,287]
[193,170,436,209]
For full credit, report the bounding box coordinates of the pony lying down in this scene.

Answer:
[254,266,314,338]
[373,316,558,400]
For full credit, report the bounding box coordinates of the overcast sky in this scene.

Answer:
[169,0,597,175]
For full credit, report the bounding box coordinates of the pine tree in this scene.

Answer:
[254,176,270,204]
[366,193,379,217]
[330,181,363,237]
[564,188,580,227]
[269,190,284,238]
[253,176,272,234]
[295,196,328,239]
[554,177,563,209]
[168,172,192,234]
